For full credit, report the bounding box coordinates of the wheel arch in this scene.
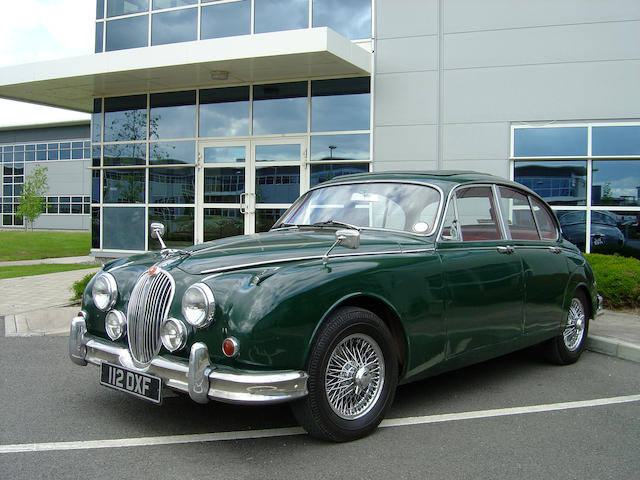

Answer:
[307,293,408,376]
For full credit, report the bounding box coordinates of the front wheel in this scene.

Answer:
[545,291,590,365]
[292,307,398,442]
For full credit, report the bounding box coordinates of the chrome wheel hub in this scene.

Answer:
[325,333,385,420]
[563,298,586,352]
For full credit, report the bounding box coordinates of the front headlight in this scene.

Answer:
[105,310,126,340]
[92,272,117,311]
[161,318,187,352]
[181,283,215,328]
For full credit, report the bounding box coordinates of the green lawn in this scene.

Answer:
[0,231,91,261]
[0,263,100,280]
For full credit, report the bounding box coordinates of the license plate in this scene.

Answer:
[100,362,162,404]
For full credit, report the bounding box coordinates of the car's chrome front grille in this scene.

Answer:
[127,268,175,365]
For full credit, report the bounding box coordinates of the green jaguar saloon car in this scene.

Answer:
[69,171,601,441]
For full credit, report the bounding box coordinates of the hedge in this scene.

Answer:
[584,253,640,310]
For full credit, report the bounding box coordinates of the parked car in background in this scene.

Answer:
[559,210,625,250]
[70,171,600,441]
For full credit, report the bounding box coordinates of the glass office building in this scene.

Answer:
[0,0,638,254]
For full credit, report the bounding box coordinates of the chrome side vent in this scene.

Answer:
[127,268,175,365]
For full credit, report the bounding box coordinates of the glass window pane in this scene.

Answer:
[313,0,371,40]
[513,127,588,157]
[255,166,299,203]
[310,163,369,187]
[149,167,195,203]
[592,160,640,206]
[150,141,195,165]
[253,82,307,135]
[105,15,149,51]
[203,146,246,164]
[95,21,104,53]
[103,206,146,250]
[148,207,194,248]
[593,126,640,156]
[60,146,71,160]
[255,0,308,34]
[311,77,370,132]
[153,0,196,9]
[150,91,196,139]
[498,187,539,240]
[256,208,287,232]
[47,149,59,161]
[152,8,197,46]
[514,161,587,206]
[92,170,101,203]
[530,196,558,241]
[72,196,83,203]
[104,95,147,142]
[60,204,71,214]
[103,169,145,203]
[92,207,100,248]
[199,87,249,137]
[104,143,146,166]
[590,211,629,250]
[92,99,102,143]
[310,134,370,161]
[93,146,101,167]
[204,168,245,203]
[204,208,243,241]
[107,0,148,17]
[255,144,299,162]
[557,210,586,251]
[446,187,502,241]
[97,0,105,19]
[201,0,250,40]
[72,204,82,214]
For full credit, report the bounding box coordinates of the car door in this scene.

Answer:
[437,185,524,358]
[497,186,569,335]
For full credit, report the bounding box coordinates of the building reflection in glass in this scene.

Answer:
[514,161,587,206]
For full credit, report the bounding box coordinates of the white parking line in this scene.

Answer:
[2,393,639,454]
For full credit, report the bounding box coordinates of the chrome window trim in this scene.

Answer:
[275,180,445,238]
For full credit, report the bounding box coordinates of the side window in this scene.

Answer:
[498,186,539,240]
[442,186,502,241]
[530,196,559,240]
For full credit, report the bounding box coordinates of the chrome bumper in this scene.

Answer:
[69,316,308,405]
[596,294,604,317]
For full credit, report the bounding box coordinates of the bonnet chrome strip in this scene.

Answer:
[199,248,435,275]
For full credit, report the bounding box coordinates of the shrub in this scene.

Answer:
[584,253,640,310]
[591,243,640,261]
[71,272,96,301]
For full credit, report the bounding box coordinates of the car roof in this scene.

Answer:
[320,170,524,189]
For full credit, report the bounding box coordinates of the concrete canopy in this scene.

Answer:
[0,27,371,113]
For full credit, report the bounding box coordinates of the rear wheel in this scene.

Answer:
[545,291,589,365]
[292,307,398,442]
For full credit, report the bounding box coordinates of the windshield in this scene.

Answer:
[274,182,441,234]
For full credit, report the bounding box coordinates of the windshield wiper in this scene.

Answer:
[311,220,361,231]
[273,223,299,229]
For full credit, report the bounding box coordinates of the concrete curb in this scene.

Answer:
[586,335,640,363]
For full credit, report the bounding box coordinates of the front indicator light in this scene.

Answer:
[161,318,187,352]
[105,310,126,340]
[222,337,239,358]
[182,283,215,328]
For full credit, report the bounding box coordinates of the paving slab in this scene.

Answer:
[4,305,78,337]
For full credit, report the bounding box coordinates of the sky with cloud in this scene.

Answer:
[0,0,94,127]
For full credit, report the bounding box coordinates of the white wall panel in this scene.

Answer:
[376,36,437,74]
[443,60,640,123]
[441,159,509,178]
[444,0,640,33]
[375,72,438,126]
[373,125,437,164]
[445,21,640,69]
[443,123,510,161]
[376,0,438,39]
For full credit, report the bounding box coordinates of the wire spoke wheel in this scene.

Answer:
[325,333,385,420]
[563,297,586,352]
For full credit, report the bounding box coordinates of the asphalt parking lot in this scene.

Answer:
[1,333,638,480]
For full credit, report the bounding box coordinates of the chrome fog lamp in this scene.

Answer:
[105,310,126,340]
[161,318,187,352]
[182,283,215,328]
[92,272,118,311]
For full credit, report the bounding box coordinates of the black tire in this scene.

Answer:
[291,307,398,442]
[545,290,590,365]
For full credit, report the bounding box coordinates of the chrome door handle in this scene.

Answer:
[239,192,247,214]
[497,246,515,254]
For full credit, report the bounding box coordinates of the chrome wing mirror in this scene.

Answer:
[323,229,360,265]
[150,222,167,250]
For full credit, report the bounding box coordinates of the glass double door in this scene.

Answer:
[196,138,307,243]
